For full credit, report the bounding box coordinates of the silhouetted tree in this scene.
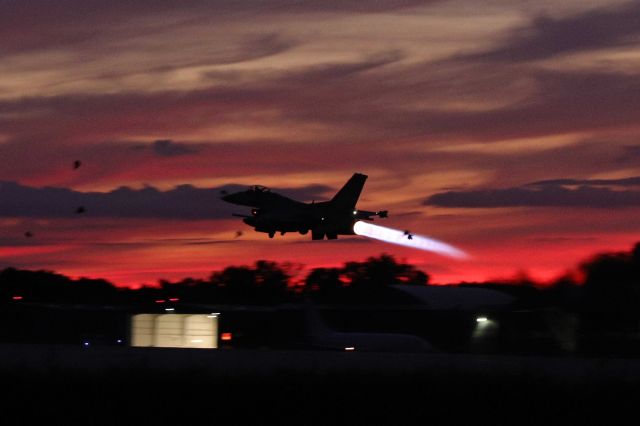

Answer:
[209,261,290,304]
[580,242,640,313]
[342,254,429,289]
[304,267,342,300]
[0,268,119,304]
[304,254,429,303]
[254,260,290,300]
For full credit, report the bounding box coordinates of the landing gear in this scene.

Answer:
[299,229,309,235]
[268,231,275,238]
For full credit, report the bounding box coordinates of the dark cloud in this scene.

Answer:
[0,1,435,54]
[143,140,199,157]
[425,180,640,208]
[273,51,404,84]
[87,33,297,82]
[617,145,640,163]
[3,49,640,188]
[274,63,640,142]
[0,181,334,219]
[275,0,436,12]
[128,139,201,157]
[3,55,640,147]
[528,177,640,187]
[461,2,640,62]
[391,69,640,141]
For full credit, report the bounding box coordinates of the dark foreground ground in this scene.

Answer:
[1,343,639,425]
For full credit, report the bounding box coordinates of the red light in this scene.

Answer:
[155,299,165,304]
[12,296,23,301]
[221,332,233,341]
[169,298,179,302]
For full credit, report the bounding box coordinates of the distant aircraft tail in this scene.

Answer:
[330,173,367,211]
[303,297,332,338]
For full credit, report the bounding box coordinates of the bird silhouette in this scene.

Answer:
[24,231,33,238]
[73,160,81,170]
[75,206,86,214]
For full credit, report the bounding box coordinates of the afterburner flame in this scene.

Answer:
[353,221,469,260]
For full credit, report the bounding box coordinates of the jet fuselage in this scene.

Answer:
[221,173,387,240]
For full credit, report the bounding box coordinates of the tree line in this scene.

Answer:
[2,244,640,313]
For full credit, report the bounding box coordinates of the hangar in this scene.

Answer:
[130,313,219,349]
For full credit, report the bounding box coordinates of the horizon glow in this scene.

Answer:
[353,221,470,260]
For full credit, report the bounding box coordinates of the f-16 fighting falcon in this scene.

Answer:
[221,173,388,240]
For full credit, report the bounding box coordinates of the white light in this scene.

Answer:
[353,221,469,259]
[476,317,488,323]
[353,210,357,215]
[165,308,175,312]
[191,339,203,343]
[344,347,355,351]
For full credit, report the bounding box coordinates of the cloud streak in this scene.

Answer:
[425,179,640,208]
[0,181,333,219]
[0,0,436,55]
[459,2,640,63]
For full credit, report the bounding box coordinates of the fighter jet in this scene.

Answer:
[221,173,388,240]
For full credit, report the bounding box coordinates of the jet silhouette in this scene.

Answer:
[221,173,388,240]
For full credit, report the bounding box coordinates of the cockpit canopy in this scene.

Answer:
[249,185,270,193]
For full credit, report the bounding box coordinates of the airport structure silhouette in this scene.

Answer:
[2,246,640,356]
[2,247,640,424]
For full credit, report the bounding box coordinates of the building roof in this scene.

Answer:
[389,285,515,310]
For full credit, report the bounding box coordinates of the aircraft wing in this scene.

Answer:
[354,209,388,221]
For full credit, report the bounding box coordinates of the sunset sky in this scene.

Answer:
[3,0,640,287]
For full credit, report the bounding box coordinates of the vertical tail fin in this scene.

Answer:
[330,173,367,211]
[303,297,332,338]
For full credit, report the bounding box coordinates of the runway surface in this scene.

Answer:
[2,343,639,425]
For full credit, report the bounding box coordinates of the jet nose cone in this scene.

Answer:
[221,192,247,205]
[220,190,255,206]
